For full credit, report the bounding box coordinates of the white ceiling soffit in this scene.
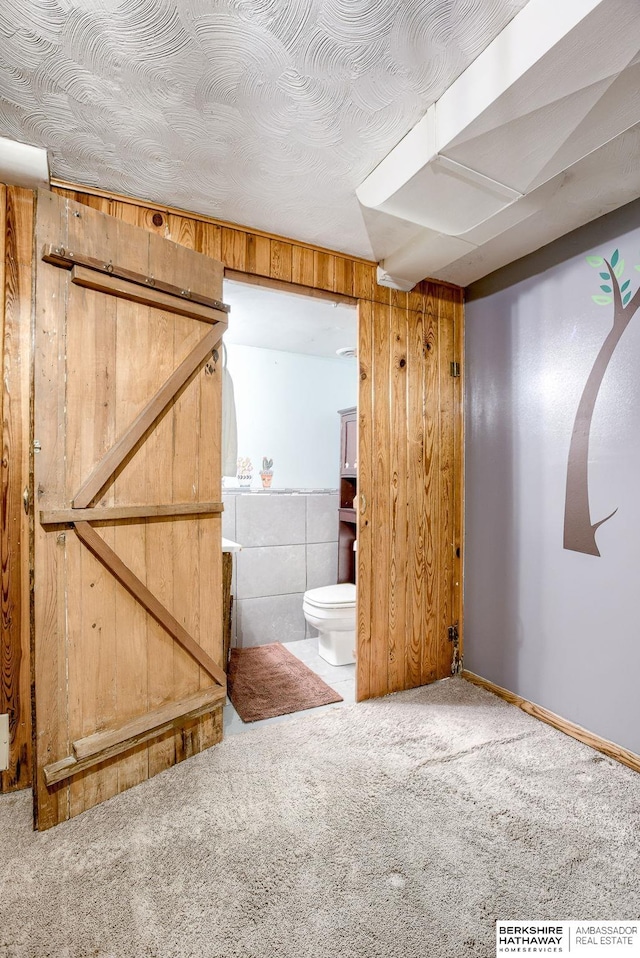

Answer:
[357,0,640,289]
[0,135,49,189]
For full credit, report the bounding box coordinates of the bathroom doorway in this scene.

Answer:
[220,275,359,732]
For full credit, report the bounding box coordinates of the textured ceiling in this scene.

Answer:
[0,0,529,258]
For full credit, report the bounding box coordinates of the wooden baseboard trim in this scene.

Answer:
[462,670,640,775]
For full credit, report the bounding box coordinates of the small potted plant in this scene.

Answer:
[236,457,253,488]
[260,457,274,489]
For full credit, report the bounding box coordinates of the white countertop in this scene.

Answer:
[222,537,242,553]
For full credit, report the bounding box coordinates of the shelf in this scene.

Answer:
[339,507,357,524]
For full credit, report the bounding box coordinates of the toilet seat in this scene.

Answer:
[303,583,356,610]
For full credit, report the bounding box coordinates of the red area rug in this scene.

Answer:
[227,642,343,722]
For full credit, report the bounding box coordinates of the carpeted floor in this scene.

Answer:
[227,642,343,722]
[1,677,638,958]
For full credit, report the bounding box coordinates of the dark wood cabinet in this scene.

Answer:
[338,407,357,584]
[339,406,357,476]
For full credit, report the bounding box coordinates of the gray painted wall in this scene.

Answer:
[465,199,640,755]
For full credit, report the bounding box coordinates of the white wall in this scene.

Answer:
[224,343,357,489]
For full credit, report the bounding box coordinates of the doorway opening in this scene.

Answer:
[220,275,358,732]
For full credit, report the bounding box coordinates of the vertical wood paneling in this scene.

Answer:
[50,185,464,708]
[270,240,292,282]
[437,290,456,678]
[0,183,463,799]
[356,300,373,700]
[221,228,247,271]
[334,257,354,297]
[195,220,222,262]
[406,301,426,690]
[369,301,391,698]
[353,262,375,302]
[246,233,271,276]
[420,290,440,687]
[0,188,33,792]
[388,305,408,693]
[313,250,335,291]
[453,290,465,662]
[291,246,314,286]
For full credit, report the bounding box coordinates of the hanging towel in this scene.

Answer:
[222,344,238,478]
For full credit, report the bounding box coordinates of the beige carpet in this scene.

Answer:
[1,678,638,958]
[227,642,343,722]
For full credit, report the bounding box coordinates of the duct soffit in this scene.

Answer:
[357,0,640,288]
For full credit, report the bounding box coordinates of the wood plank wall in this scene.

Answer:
[0,186,33,792]
[0,181,464,792]
[357,293,463,699]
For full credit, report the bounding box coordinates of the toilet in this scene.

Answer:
[302,582,356,666]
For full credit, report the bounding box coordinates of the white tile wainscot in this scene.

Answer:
[222,491,340,647]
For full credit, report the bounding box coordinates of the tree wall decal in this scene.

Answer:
[564,248,640,556]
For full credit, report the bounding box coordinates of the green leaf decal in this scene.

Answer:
[635,265,640,272]
[592,294,612,306]
[611,249,619,267]
[586,256,604,267]
[614,259,625,279]
[623,291,632,306]
[621,280,630,293]
[600,285,612,293]
[599,272,610,280]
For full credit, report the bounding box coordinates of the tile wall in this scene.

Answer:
[222,491,339,647]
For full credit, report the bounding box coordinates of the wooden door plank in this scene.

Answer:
[33,190,71,828]
[150,226,224,753]
[153,231,205,761]
[196,286,223,749]
[73,323,223,508]
[70,264,228,325]
[68,194,121,812]
[41,502,223,524]
[42,244,229,314]
[111,212,153,794]
[73,521,226,687]
[44,684,226,785]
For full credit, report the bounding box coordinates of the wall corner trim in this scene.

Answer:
[462,670,640,775]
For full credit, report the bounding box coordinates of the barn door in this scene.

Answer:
[357,292,463,700]
[32,191,228,830]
